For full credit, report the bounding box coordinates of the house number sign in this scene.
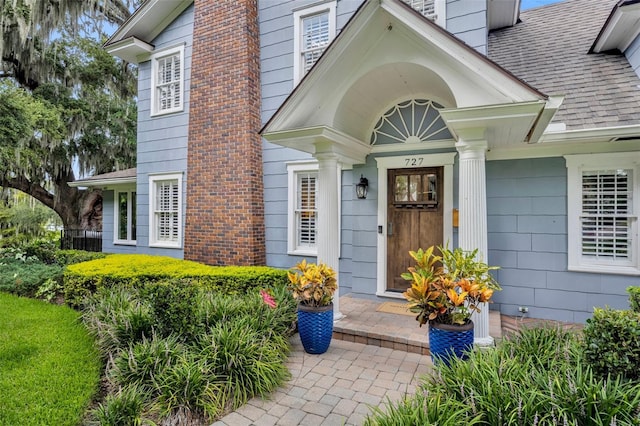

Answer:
[404,157,425,167]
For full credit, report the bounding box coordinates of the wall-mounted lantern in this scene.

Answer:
[356,174,369,199]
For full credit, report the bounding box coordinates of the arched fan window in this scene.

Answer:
[370,99,452,145]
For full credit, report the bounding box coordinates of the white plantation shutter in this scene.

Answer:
[581,170,632,260]
[157,54,181,112]
[296,173,317,247]
[155,179,180,243]
[301,12,329,74]
[403,0,437,20]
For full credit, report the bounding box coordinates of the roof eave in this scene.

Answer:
[104,36,154,64]
[104,0,193,49]
[68,177,136,188]
[590,0,640,53]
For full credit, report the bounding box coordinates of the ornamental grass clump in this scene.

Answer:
[287,260,337,307]
[402,246,500,326]
[84,282,296,424]
[365,326,640,426]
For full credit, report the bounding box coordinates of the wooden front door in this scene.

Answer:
[387,167,443,292]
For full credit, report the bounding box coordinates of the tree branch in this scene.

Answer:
[0,176,55,211]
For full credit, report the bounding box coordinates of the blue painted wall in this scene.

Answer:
[103,4,194,257]
[446,0,487,54]
[486,157,639,323]
[626,34,640,79]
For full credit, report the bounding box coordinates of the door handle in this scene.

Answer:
[388,222,393,236]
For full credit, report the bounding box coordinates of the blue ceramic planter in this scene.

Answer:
[428,320,474,366]
[297,303,333,354]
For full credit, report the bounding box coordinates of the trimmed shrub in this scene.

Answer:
[583,307,640,381]
[0,256,63,297]
[140,282,201,341]
[628,286,640,313]
[64,254,288,307]
[54,249,108,266]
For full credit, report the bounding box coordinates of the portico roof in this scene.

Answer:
[261,0,561,163]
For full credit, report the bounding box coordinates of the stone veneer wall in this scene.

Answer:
[185,0,265,265]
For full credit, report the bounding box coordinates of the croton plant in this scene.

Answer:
[402,246,500,326]
[287,260,337,308]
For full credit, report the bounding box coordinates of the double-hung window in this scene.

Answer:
[566,153,639,275]
[288,163,319,255]
[150,45,184,116]
[114,188,136,245]
[149,173,182,248]
[293,2,336,85]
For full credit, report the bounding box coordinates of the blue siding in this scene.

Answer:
[487,158,640,322]
[446,0,487,54]
[133,4,194,259]
[102,190,137,254]
[259,0,361,293]
[626,34,640,79]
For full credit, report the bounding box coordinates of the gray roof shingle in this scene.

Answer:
[488,0,640,130]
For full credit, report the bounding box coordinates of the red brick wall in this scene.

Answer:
[184,0,265,265]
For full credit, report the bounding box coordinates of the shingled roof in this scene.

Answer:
[488,0,640,130]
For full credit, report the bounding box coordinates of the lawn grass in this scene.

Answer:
[0,292,101,426]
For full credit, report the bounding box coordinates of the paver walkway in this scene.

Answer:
[212,336,433,426]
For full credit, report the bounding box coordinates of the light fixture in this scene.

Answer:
[356,174,369,199]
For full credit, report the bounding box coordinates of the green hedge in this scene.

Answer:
[64,254,288,307]
[628,286,640,313]
[583,307,640,381]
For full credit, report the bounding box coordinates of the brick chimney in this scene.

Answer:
[184,0,265,265]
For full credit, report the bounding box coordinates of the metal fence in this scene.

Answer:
[60,229,102,252]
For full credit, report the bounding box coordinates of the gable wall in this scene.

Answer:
[626,34,640,79]
[446,0,487,55]
[133,4,194,258]
[486,157,638,323]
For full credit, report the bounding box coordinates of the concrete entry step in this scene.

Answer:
[333,295,503,355]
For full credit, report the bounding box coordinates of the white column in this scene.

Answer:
[315,153,344,321]
[455,139,492,346]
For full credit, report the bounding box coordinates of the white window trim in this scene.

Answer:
[286,160,343,257]
[150,44,184,117]
[113,186,137,246]
[375,152,456,298]
[293,1,337,86]
[288,161,319,256]
[565,153,639,275]
[149,172,183,249]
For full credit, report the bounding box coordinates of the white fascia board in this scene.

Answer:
[105,0,193,48]
[592,2,640,52]
[440,100,545,142]
[526,95,565,143]
[263,126,372,165]
[486,124,640,160]
[68,177,137,188]
[104,36,154,64]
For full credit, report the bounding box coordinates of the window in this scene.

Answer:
[114,188,136,245]
[402,0,446,27]
[150,45,184,116]
[566,153,639,275]
[288,163,319,255]
[293,2,336,85]
[149,173,183,248]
